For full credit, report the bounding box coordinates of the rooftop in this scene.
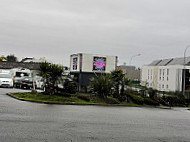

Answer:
[148,57,190,66]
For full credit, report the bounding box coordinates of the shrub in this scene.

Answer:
[104,97,120,104]
[41,91,49,95]
[77,95,90,102]
[56,92,71,97]
[117,95,127,102]
[144,97,159,106]
[64,79,77,94]
[128,94,144,105]
[31,89,37,94]
[162,95,186,107]
[125,89,139,95]
[89,74,113,98]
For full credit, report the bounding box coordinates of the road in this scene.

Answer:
[0,88,190,142]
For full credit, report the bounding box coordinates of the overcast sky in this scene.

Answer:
[0,0,190,67]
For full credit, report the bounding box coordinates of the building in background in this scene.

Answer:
[141,57,190,92]
[70,53,118,92]
[21,57,46,63]
[0,57,46,76]
[119,62,140,81]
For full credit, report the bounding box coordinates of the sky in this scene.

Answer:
[0,0,190,67]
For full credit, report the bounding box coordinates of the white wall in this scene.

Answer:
[141,66,155,89]
[70,53,117,73]
[70,54,80,72]
[141,65,189,92]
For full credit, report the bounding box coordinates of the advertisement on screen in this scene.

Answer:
[93,57,106,71]
[73,58,78,70]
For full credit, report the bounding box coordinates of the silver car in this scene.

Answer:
[0,74,13,88]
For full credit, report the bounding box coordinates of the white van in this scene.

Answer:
[10,68,31,88]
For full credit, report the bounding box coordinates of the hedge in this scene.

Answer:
[128,94,144,105]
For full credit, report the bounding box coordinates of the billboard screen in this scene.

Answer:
[73,58,78,70]
[93,57,106,71]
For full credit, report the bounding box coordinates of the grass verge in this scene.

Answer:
[7,92,161,107]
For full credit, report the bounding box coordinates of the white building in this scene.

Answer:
[141,57,190,92]
[70,53,117,73]
[70,53,118,92]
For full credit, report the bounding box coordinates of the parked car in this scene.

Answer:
[0,73,13,88]
[33,76,44,89]
[11,68,31,88]
[20,77,35,89]
[13,77,24,88]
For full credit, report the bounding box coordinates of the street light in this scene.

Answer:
[129,54,141,65]
[183,45,190,97]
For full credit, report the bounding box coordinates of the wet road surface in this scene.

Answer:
[0,88,190,142]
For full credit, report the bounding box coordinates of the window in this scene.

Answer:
[166,85,169,89]
[162,84,164,88]
[163,77,164,81]
[167,69,169,75]
[163,69,165,76]
[167,77,169,81]
[73,58,78,70]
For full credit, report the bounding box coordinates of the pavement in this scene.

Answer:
[0,88,190,142]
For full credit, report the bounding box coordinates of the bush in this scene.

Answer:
[117,95,127,102]
[128,94,144,105]
[161,95,186,107]
[64,79,77,94]
[144,97,159,106]
[104,97,120,104]
[56,92,71,97]
[31,89,37,94]
[125,89,139,95]
[41,91,50,95]
[77,95,90,102]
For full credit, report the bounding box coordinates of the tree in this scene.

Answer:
[39,62,64,94]
[89,74,113,98]
[111,70,126,98]
[39,62,51,88]
[48,64,64,88]
[6,54,18,62]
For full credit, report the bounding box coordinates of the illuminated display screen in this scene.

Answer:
[93,57,106,71]
[73,58,78,70]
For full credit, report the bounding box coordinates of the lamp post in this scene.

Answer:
[183,45,190,97]
[129,54,141,65]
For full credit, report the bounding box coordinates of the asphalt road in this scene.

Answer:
[0,88,190,142]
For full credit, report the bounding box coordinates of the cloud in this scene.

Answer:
[0,0,190,66]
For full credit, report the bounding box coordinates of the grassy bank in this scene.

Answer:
[7,92,151,107]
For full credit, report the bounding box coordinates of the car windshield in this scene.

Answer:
[23,77,33,81]
[0,74,11,78]
[15,72,29,77]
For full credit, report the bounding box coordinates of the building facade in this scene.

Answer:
[141,57,190,92]
[70,53,118,92]
[119,63,140,81]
